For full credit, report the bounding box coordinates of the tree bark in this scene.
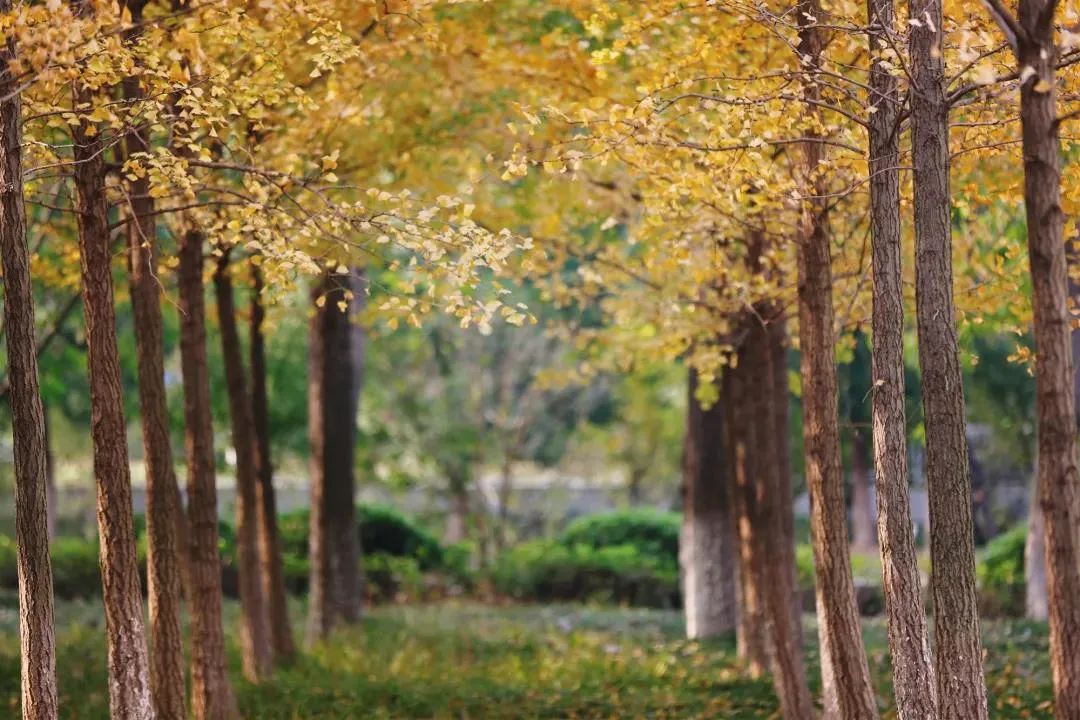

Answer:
[795,3,878,716]
[751,311,813,720]
[0,12,59,713]
[909,0,989,715]
[71,72,154,720]
[680,367,737,640]
[1013,3,1080,713]
[867,0,938,715]
[249,266,296,663]
[213,251,273,681]
[306,272,362,642]
[121,3,186,715]
[177,231,236,720]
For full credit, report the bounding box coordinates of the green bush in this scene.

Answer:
[491,539,680,608]
[365,553,424,602]
[557,509,679,563]
[978,525,1026,617]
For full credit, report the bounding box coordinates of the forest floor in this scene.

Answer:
[0,599,1055,718]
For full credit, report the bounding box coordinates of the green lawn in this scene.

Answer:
[0,599,1056,718]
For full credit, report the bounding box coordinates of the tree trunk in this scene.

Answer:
[680,368,737,640]
[306,272,362,643]
[213,251,273,681]
[724,341,768,675]
[71,74,154,720]
[1014,5,1080,713]
[909,0,988,715]
[496,454,513,551]
[177,231,236,720]
[795,4,878,715]
[850,430,876,551]
[121,3,186,714]
[867,0,938,715]
[249,266,296,663]
[444,477,470,546]
[0,14,59,713]
[1025,472,1048,621]
[751,311,814,720]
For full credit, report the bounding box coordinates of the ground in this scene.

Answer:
[0,600,1056,718]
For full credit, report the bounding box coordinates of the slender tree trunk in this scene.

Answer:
[867,1,938,715]
[496,454,513,551]
[121,4,185,714]
[795,4,878,715]
[909,0,988,715]
[306,272,362,642]
[751,311,813,720]
[0,15,59,713]
[444,480,470,545]
[1013,4,1080,713]
[177,231,236,720]
[249,266,296,663]
[1025,471,1048,620]
[213,252,273,681]
[850,430,876,551]
[680,368,737,640]
[71,73,154,720]
[725,340,768,675]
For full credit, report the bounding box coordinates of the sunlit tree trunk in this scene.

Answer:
[214,251,273,681]
[177,231,236,720]
[1025,472,1048,620]
[249,265,296,663]
[0,12,59,714]
[680,367,736,640]
[72,65,154,720]
[910,0,988,715]
[121,3,185,715]
[867,0,938,715]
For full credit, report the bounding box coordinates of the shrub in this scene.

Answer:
[978,525,1026,617]
[365,553,424,602]
[557,509,679,565]
[491,539,680,608]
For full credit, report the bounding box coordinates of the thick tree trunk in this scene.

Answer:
[1025,472,1048,621]
[0,16,59,714]
[680,368,737,640]
[1014,5,1080,713]
[72,79,154,720]
[122,4,186,714]
[307,272,362,642]
[867,0,938,715]
[795,4,878,716]
[751,311,813,720]
[213,252,273,681]
[909,0,988,715]
[177,231,236,720]
[249,266,296,663]
[724,340,768,675]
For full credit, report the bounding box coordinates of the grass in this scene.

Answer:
[0,597,1057,718]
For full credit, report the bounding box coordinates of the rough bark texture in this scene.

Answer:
[307,272,362,643]
[795,3,878,715]
[909,0,989,715]
[177,231,236,720]
[213,253,273,681]
[122,4,186,714]
[0,13,59,714]
[72,78,154,720]
[750,312,813,720]
[249,266,296,663]
[680,368,737,640]
[867,0,938,715]
[724,341,768,676]
[1014,4,1080,714]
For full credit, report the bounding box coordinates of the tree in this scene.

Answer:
[214,250,273,680]
[120,2,185,715]
[0,1,58,714]
[866,0,937,714]
[71,36,155,719]
[307,270,362,642]
[177,231,236,720]
[680,368,736,639]
[982,1,1080,715]
[250,265,296,663]
[910,0,989,715]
